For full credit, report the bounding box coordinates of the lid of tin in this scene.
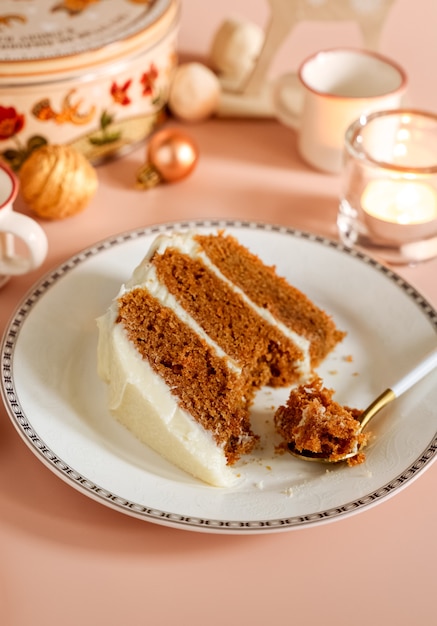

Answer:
[0,0,179,82]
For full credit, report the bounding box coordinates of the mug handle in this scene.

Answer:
[272,72,304,130]
[0,211,48,276]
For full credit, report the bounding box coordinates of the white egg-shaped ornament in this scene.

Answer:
[210,17,264,84]
[168,63,221,122]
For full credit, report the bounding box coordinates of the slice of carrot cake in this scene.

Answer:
[97,231,345,485]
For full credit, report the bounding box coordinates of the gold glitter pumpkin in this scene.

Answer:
[19,145,98,220]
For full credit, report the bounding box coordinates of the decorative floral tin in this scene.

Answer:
[0,0,180,169]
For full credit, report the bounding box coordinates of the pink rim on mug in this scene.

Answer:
[297,47,408,100]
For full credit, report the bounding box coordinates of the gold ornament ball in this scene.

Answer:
[19,144,98,220]
[137,128,199,189]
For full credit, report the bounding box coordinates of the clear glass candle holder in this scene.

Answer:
[337,109,437,264]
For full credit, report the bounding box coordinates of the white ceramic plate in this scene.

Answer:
[2,220,437,534]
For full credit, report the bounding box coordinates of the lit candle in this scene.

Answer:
[362,179,437,224]
[361,178,437,242]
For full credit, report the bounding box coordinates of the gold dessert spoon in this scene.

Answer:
[288,345,437,463]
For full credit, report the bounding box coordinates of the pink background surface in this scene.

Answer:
[1,1,437,624]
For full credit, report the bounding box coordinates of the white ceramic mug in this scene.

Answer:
[273,48,408,174]
[0,162,48,287]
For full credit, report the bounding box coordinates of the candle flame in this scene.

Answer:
[362,179,437,225]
